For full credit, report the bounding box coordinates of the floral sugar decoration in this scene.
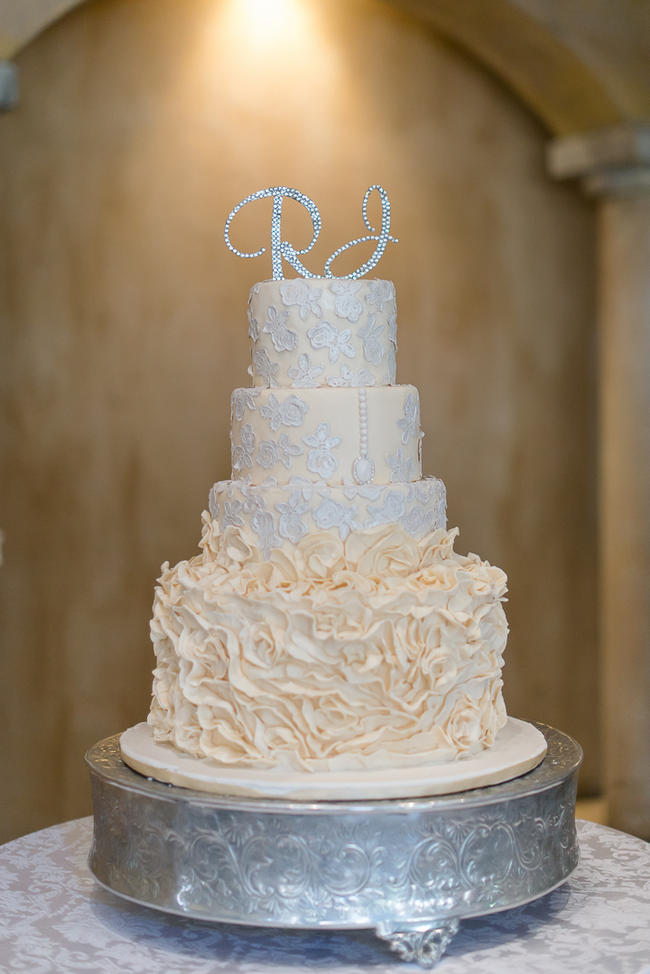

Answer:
[224,185,398,281]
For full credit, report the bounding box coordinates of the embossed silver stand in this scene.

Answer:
[86,723,581,968]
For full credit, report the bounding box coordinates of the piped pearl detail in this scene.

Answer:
[353,388,375,484]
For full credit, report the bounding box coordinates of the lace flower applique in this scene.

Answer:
[307,321,355,364]
[279,280,322,320]
[303,423,342,479]
[330,280,363,323]
[247,308,260,342]
[251,508,280,558]
[366,490,407,528]
[231,388,259,421]
[253,348,280,386]
[408,480,435,504]
[239,484,264,515]
[259,394,309,432]
[275,491,311,543]
[222,499,245,528]
[400,504,436,536]
[357,314,385,365]
[257,434,303,470]
[263,305,297,352]
[288,353,325,388]
[232,424,256,472]
[398,394,423,445]
[312,497,359,540]
[387,446,415,482]
[366,280,394,312]
[247,284,261,341]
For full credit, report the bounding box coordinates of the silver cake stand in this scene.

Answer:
[86,723,582,968]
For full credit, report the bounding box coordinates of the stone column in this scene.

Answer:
[549,123,650,839]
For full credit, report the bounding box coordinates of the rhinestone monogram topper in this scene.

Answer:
[224,185,397,280]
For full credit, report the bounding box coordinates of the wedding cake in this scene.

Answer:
[145,271,509,774]
[118,185,539,798]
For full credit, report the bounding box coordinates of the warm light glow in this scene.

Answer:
[225,0,310,46]
[199,0,340,114]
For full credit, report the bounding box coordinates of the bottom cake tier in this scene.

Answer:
[148,510,509,774]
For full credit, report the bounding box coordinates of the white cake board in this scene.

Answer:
[120,718,547,801]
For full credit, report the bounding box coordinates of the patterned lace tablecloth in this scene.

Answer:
[0,817,648,974]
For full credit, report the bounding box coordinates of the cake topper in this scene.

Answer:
[224,184,397,280]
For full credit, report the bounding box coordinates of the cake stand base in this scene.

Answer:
[86,723,582,968]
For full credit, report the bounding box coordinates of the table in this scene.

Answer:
[0,817,648,973]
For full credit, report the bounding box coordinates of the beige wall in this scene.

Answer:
[0,0,597,842]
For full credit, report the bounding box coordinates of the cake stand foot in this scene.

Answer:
[376,919,460,967]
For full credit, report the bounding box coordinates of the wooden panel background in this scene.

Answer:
[0,0,597,842]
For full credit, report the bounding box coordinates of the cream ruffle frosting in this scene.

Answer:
[148,516,508,772]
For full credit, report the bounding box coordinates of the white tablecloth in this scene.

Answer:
[0,817,648,973]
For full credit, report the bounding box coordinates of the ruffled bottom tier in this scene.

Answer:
[148,516,508,773]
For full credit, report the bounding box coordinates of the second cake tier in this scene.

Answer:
[209,477,446,555]
[230,384,423,485]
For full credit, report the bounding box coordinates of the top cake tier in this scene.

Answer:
[248,278,397,388]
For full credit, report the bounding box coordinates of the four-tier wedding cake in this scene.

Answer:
[117,185,548,800]
[143,274,510,775]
